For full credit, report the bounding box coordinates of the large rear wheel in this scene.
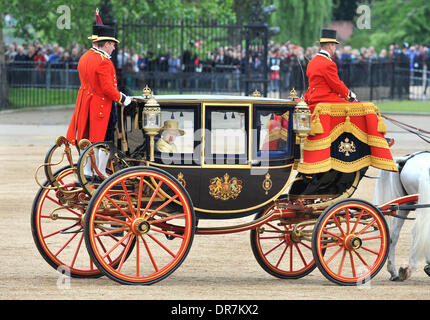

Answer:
[84,166,195,285]
[31,166,102,277]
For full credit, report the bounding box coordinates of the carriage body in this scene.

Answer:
[118,94,297,220]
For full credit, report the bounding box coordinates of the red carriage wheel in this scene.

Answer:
[250,204,319,279]
[31,166,102,277]
[84,166,195,285]
[312,199,389,286]
[32,166,134,278]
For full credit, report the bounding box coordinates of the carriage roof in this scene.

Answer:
[130,94,295,104]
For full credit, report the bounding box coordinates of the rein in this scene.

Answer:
[381,114,430,144]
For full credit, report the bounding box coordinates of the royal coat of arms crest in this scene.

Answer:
[208,173,243,200]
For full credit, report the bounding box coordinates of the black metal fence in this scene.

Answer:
[2,58,429,109]
[116,17,270,96]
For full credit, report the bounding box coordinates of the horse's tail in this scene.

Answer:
[411,167,430,260]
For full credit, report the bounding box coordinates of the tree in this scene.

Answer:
[269,0,333,47]
[349,0,430,51]
[0,0,235,47]
[0,11,8,109]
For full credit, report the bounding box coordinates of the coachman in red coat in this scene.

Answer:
[304,29,357,113]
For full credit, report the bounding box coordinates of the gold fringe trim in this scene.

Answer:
[310,109,324,136]
[297,155,398,174]
[374,106,387,135]
[304,122,390,151]
[314,102,379,117]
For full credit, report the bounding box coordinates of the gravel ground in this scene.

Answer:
[0,106,429,302]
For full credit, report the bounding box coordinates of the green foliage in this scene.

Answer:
[270,0,333,47]
[1,0,235,47]
[349,0,430,50]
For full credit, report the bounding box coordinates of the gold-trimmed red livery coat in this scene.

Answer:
[304,53,351,113]
[66,48,122,145]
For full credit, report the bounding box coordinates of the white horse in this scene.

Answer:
[373,151,430,281]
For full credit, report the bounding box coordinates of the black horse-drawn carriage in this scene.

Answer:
[32,87,416,286]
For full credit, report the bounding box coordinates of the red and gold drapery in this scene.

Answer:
[296,102,398,174]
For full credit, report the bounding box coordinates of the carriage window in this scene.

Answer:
[156,109,195,154]
[205,106,249,165]
[256,108,292,158]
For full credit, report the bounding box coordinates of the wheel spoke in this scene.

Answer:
[103,194,133,221]
[141,180,163,218]
[101,231,133,260]
[320,242,341,250]
[332,215,345,236]
[136,176,144,218]
[321,228,342,240]
[54,231,80,257]
[338,249,347,275]
[264,240,286,256]
[353,250,371,270]
[295,243,308,267]
[275,243,288,268]
[351,209,364,233]
[150,213,186,224]
[346,208,350,233]
[145,195,179,221]
[142,235,158,272]
[265,222,282,232]
[360,246,380,255]
[70,232,85,268]
[356,219,377,236]
[325,246,344,265]
[120,180,136,217]
[349,251,356,277]
[94,213,130,226]
[117,235,135,273]
[150,226,185,239]
[147,233,177,258]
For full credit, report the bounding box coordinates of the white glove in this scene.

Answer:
[348,90,357,102]
[120,93,132,106]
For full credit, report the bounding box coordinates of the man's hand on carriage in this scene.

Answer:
[348,90,358,102]
[120,92,132,107]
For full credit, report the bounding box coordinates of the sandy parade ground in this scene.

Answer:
[1,104,430,305]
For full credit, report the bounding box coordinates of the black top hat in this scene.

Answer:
[319,29,339,44]
[88,9,120,43]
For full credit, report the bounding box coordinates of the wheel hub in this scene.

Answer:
[131,218,150,235]
[344,234,362,250]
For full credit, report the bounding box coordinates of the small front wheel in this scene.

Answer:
[312,199,389,286]
[250,204,318,279]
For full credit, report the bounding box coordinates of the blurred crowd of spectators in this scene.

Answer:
[5,39,430,72]
[4,41,83,69]
[4,39,430,95]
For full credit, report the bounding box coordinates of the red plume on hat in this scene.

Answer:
[95,8,104,25]
[89,8,120,43]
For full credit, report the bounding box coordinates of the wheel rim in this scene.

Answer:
[85,168,194,284]
[314,201,388,285]
[253,206,316,278]
[32,167,101,277]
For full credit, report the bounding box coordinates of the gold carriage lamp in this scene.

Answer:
[143,94,161,161]
[293,99,311,163]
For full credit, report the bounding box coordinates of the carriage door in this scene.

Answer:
[198,103,253,213]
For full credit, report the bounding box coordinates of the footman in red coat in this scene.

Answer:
[66,9,132,179]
